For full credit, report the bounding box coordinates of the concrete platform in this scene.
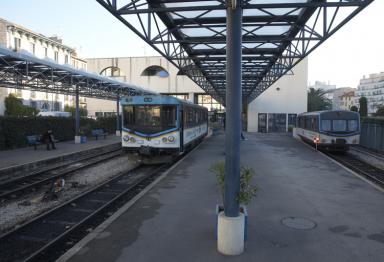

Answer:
[64,132,384,262]
[0,135,121,170]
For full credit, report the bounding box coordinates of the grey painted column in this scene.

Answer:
[224,3,242,217]
[75,86,80,136]
[116,95,120,132]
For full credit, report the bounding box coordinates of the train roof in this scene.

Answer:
[120,95,207,110]
[298,110,359,116]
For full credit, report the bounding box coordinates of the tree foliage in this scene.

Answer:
[359,97,368,117]
[350,105,358,112]
[307,88,332,112]
[64,105,88,117]
[4,94,39,117]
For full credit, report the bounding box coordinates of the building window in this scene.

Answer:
[41,102,49,111]
[30,101,37,109]
[65,55,69,64]
[44,47,48,57]
[54,51,59,62]
[141,65,169,78]
[54,102,60,111]
[14,37,21,51]
[30,43,35,54]
[196,94,224,111]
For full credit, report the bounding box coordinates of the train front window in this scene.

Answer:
[333,120,347,132]
[123,105,176,134]
[321,120,331,131]
[348,120,358,131]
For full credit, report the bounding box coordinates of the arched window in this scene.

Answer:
[141,65,169,78]
[99,66,121,77]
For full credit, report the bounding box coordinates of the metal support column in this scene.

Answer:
[224,2,242,217]
[75,86,80,136]
[116,95,120,132]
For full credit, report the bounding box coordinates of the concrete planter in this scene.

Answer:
[215,204,248,241]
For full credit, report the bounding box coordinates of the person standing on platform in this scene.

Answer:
[42,129,56,150]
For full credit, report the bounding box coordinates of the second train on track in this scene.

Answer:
[121,95,208,163]
[295,110,360,152]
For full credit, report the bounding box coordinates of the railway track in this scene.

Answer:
[325,151,384,187]
[0,148,122,202]
[0,163,168,262]
[350,145,384,162]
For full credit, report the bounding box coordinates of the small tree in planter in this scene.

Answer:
[210,160,258,240]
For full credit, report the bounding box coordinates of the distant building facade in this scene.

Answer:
[355,72,384,115]
[338,90,355,110]
[0,18,86,115]
[332,87,355,110]
[87,57,308,132]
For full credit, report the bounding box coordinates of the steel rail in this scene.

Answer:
[0,148,122,202]
[326,152,384,187]
[0,164,168,262]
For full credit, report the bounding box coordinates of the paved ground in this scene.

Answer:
[65,132,384,262]
[0,135,120,169]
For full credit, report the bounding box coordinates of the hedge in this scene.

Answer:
[0,116,117,150]
[361,117,384,125]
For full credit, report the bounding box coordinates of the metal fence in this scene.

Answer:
[360,122,384,152]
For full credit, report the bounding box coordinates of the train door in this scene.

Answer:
[180,107,184,152]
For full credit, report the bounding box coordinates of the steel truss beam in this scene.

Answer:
[96,0,373,104]
[0,46,156,100]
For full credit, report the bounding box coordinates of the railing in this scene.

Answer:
[360,120,384,152]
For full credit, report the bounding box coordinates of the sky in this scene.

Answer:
[0,0,382,89]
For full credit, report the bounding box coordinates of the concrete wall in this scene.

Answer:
[86,57,206,117]
[247,58,308,132]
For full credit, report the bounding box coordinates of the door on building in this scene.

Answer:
[268,113,287,132]
[288,114,297,127]
[258,113,267,132]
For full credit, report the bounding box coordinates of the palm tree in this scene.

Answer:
[307,88,332,112]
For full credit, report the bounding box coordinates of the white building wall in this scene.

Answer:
[86,57,206,117]
[0,18,80,115]
[247,58,308,132]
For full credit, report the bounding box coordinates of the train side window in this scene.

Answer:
[313,117,318,131]
[348,120,358,131]
[305,117,311,130]
[321,120,331,131]
[188,108,194,127]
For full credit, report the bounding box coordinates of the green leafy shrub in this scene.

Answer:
[209,160,258,205]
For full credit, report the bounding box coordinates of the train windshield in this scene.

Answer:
[123,105,177,134]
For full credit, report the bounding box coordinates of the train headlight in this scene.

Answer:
[129,137,136,143]
[123,135,129,142]
[168,136,175,142]
[162,137,168,143]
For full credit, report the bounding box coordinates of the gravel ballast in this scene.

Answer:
[0,154,139,234]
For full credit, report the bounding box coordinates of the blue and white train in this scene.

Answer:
[295,110,360,151]
[121,95,208,162]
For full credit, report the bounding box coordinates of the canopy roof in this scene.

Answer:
[0,46,156,100]
[97,0,373,104]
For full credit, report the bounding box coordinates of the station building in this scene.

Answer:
[86,57,308,132]
[0,18,87,115]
